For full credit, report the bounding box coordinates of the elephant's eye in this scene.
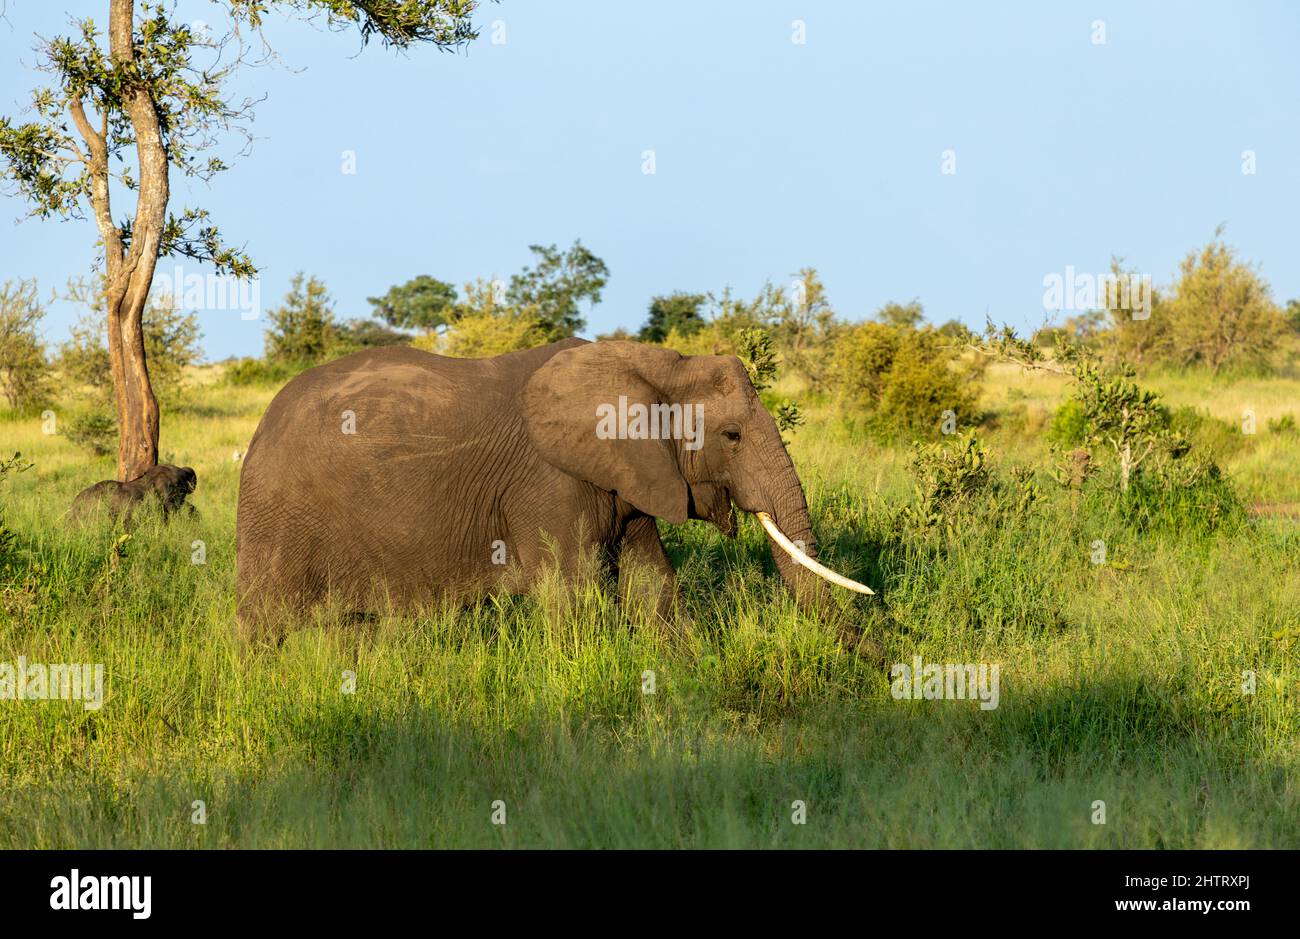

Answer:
[722,429,741,442]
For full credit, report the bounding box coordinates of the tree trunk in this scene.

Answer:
[100,0,167,480]
[107,284,160,480]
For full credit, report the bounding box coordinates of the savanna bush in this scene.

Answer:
[1266,413,1298,436]
[901,431,1043,536]
[334,318,410,352]
[1084,454,1243,535]
[222,356,303,387]
[264,273,339,367]
[889,434,1064,638]
[0,279,55,413]
[1060,365,1240,530]
[63,408,117,458]
[224,320,411,387]
[0,452,32,575]
[1166,406,1249,462]
[1046,398,1088,447]
[830,323,978,438]
[1163,235,1287,375]
[656,314,757,359]
[413,307,544,358]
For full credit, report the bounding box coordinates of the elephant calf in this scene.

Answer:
[70,464,198,525]
[235,339,872,645]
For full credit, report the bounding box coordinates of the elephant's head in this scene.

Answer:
[139,464,198,511]
[522,340,871,616]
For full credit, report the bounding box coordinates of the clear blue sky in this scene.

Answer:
[2,0,1298,360]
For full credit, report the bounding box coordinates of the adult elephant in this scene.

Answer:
[235,339,871,645]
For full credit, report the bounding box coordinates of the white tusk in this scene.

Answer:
[755,512,875,595]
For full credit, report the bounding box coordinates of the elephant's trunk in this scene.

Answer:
[755,454,872,605]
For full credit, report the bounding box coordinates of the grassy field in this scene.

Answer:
[1,362,1298,848]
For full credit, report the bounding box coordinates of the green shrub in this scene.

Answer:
[414,307,545,358]
[1046,398,1088,446]
[1087,454,1243,535]
[1166,406,1248,461]
[0,279,54,413]
[265,273,340,366]
[335,318,411,352]
[65,409,117,457]
[1267,413,1298,436]
[901,431,1043,535]
[903,431,993,526]
[0,452,33,574]
[734,328,804,436]
[831,323,978,438]
[222,357,303,387]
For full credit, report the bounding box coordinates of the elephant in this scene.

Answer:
[234,339,872,645]
[70,464,198,525]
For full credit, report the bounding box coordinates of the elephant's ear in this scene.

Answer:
[522,342,690,523]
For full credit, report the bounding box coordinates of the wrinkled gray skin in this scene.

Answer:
[236,340,856,645]
[70,464,198,525]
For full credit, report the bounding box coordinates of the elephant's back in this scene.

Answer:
[240,348,487,515]
[235,340,584,572]
[243,339,587,462]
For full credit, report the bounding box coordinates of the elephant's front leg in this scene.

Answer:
[616,515,685,634]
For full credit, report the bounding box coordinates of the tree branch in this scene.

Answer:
[69,95,122,268]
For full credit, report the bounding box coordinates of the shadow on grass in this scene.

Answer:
[2,667,1290,849]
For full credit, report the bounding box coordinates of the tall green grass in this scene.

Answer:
[0,369,1297,848]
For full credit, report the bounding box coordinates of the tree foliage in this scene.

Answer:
[0,280,54,412]
[831,322,978,436]
[415,277,546,358]
[874,299,925,330]
[1164,233,1285,374]
[336,317,411,350]
[507,240,608,340]
[264,273,339,366]
[1048,235,1288,376]
[1284,299,1300,336]
[0,0,481,477]
[1070,358,1172,491]
[367,275,458,332]
[638,292,706,343]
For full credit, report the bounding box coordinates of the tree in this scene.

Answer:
[367,275,458,332]
[1165,231,1285,375]
[638,292,706,343]
[337,317,411,351]
[0,279,54,412]
[969,322,1194,493]
[1282,299,1300,336]
[59,278,202,407]
[507,240,609,340]
[772,267,837,355]
[874,299,925,330]
[0,0,480,479]
[1098,258,1172,366]
[265,274,339,365]
[1071,359,1168,492]
[937,319,972,342]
